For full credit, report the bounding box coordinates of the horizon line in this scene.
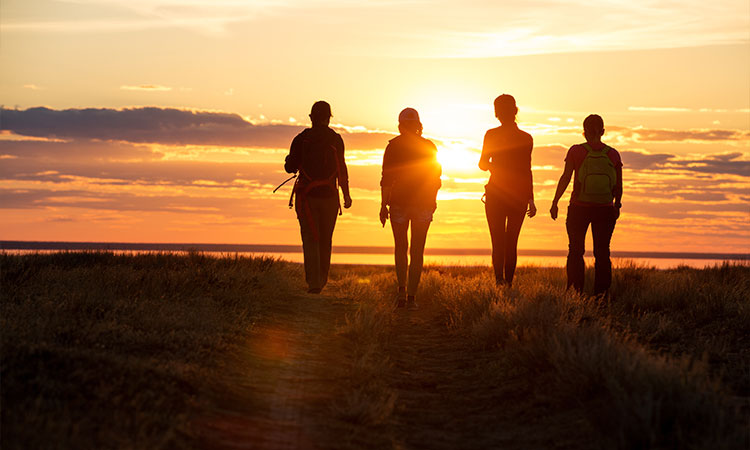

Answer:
[1,241,747,261]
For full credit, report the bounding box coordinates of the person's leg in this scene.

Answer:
[390,219,409,291]
[407,220,431,296]
[591,206,617,295]
[565,204,589,293]
[316,195,339,290]
[485,196,507,285]
[298,199,321,291]
[503,206,526,286]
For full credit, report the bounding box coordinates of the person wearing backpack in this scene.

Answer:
[380,108,442,310]
[285,101,352,294]
[550,114,623,295]
[479,94,537,287]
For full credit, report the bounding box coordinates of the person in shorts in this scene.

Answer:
[380,108,442,310]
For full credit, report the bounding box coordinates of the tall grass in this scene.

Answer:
[328,271,396,427]
[422,263,747,449]
[334,262,748,448]
[1,251,296,450]
[3,253,746,449]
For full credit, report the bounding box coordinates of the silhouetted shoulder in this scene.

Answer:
[483,126,503,140]
[327,128,344,149]
[420,136,437,152]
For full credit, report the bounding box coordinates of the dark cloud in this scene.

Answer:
[669,158,750,177]
[709,152,743,161]
[0,187,281,218]
[608,126,750,142]
[674,192,728,202]
[0,157,287,188]
[0,153,383,193]
[0,139,162,161]
[619,150,673,170]
[531,146,749,177]
[0,107,395,150]
[617,150,750,176]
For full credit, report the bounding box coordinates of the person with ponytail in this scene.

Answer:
[479,94,536,286]
[380,108,442,310]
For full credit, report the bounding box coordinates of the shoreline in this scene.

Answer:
[2,240,747,261]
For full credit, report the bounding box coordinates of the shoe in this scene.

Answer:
[394,292,406,309]
[307,287,322,294]
[406,295,418,310]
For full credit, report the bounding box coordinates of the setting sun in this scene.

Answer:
[1,1,749,448]
[0,0,747,256]
[436,142,482,173]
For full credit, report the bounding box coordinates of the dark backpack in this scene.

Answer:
[299,129,339,182]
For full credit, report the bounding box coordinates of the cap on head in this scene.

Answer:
[398,107,420,123]
[310,101,332,119]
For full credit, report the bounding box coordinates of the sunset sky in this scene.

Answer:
[1,0,749,254]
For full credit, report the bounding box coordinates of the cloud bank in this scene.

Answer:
[1,107,395,150]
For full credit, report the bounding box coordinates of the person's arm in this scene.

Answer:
[478,132,491,171]
[380,185,392,226]
[431,141,442,191]
[527,136,536,218]
[284,134,302,174]
[550,158,575,220]
[337,135,352,208]
[613,165,623,219]
[380,144,393,226]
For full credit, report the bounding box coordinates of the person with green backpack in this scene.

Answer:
[550,114,623,295]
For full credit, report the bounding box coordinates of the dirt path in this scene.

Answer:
[194,292,355,450]
[385,296,595,450]
[194,288,594,449]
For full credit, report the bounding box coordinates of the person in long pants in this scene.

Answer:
[479,94,537,286]
[284,101,352,293]
[550,114,623,295]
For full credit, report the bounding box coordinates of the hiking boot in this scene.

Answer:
[406,295,418,310]
[307,287,322,294]
[394,292,406,309]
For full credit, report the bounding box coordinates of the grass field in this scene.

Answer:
[1,252,748,449]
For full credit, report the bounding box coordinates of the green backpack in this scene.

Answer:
[576,143,616,204]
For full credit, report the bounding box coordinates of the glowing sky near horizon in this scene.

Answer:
[1,0,749,254]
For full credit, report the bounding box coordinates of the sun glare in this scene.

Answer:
[436,142,482,174]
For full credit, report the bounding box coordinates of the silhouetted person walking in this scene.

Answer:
[479,94,537,286]
[550,114,623,295]
[285,101,352,293]
[380,108,442,310]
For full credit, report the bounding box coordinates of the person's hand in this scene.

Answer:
[614,205,621,220]
[550,202,558,220]
[527,199,537,218]
[379,204,389,227]
[343,195,352,209]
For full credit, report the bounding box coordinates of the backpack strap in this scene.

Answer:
[582,142,610,154]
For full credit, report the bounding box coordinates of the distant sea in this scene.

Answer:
[2,241,748,269]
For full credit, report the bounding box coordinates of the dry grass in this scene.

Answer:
[2,253,747,449]
[331,261,749,449]
[1,251,298,450]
